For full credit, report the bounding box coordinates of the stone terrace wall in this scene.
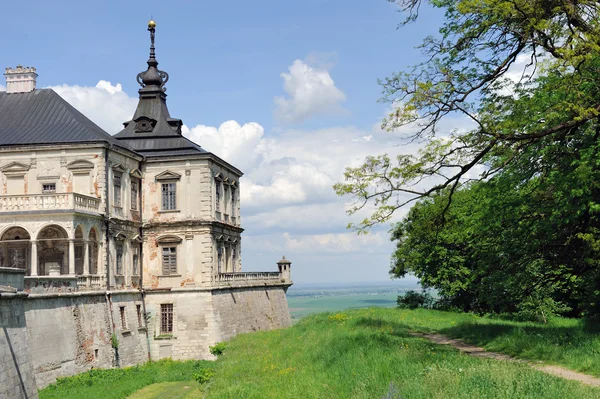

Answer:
[0,291,38,399]
[25,291,146,389]
[212,285,292,341]
[144,290,216,360]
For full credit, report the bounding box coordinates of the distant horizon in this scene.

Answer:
[287,277,420,290]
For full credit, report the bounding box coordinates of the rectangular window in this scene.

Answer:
[132,248,139,275]
[42,183,56,193]
[161,183,176,210]
[217,245,223,274]
[119,306,128,331]
[231,187,236,216]
[162,246,177,275]
[114,174,122,206]
[215,179,221,211]
[136,304,144,328]
[131,181,138,210]
[116,243,123,275]
[160,304,173,334]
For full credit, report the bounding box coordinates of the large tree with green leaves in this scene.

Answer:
[334,0,600,317]
[335,0,600,230]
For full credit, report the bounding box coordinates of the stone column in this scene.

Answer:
[30,240,38,276]
[68,239,75,275]
[83,240,90,275]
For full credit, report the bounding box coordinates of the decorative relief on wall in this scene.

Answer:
[37,161,61,180]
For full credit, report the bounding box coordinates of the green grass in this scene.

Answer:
[127,381,203,399]
[387,308,600,377]
[39,359,214,399]
[287,294,398,319]
[39,308,600,399]
[204,308,599,398]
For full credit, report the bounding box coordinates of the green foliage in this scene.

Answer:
[396,290,435,309]
[334,0,600,319]
[209,342,227,356]
[204,308,599,398]
[39,359,214,399]
[111,333,119,349]
[193,368,215,385]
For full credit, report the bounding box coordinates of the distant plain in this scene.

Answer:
[286,281,420,319]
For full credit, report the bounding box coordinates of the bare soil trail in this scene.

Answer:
[410,332,600,388]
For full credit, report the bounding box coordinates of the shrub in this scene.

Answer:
[111,333,119,349]
[209,342,227,356]
[397,290,435,309]
[193,367,215,384]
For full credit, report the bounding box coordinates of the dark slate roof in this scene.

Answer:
[0,89,135,152]
[117,135,209,158]
[114,32,209,159]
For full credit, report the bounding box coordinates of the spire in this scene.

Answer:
[136,19,169,90]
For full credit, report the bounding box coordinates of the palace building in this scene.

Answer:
[0,21,292,397]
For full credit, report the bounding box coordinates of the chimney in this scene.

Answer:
[4,65,38,93]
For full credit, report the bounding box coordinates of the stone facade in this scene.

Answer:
[0,22,294,393]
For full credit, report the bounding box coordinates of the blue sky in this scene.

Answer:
[1,0,447,284]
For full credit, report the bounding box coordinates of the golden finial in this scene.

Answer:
[148,19,156,28]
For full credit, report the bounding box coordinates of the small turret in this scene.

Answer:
[277,256,292,283]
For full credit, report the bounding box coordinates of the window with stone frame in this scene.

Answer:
[215,177,222,216]
[217,244,223,273]
[131,180,139,210]
[231,186,236,217]
[160,303,174,334]
[161,182,176,210]
[42,183,56,193]
[116,243,124,275]
[132,247,139,275]
[119,306,128,331]
[136,304,144,328]
[113,174,122,207]
[162,246,177,275]
[232,243,238,271]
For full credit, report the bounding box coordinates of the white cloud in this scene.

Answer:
[274,59,346,124]
[183,121,267,173]
[48,75,475,284]
[496,53,538,97]
[0,84,5,91]
[48,80,137,134]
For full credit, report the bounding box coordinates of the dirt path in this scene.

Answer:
[410,332,600,388]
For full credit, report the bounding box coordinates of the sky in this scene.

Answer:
[0,0,452,284]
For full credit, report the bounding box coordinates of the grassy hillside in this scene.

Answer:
[205,308,599,398]
[39,308,600,399]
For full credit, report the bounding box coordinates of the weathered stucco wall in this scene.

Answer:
[0,292,38,399]
[1,284,292,392]
[144,290,216,360]
[24,292,147,389]
[212,286,292,341]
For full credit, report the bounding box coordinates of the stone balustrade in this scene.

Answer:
[0,193,101,213]
[77,275,105,289]
[216,272,284,287]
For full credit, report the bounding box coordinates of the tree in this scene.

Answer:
[334,1,600,317]
[334,0,600,231]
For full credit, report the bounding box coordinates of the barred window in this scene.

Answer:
[119,306,128,330]
[136,304,144,328]
[116,243,123,275]
[42,183,56,193]
[162,246,177,275]
[131,181,138,210]
[161,183,176,210]
[160,304,173,334]
[114,174,122,206]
